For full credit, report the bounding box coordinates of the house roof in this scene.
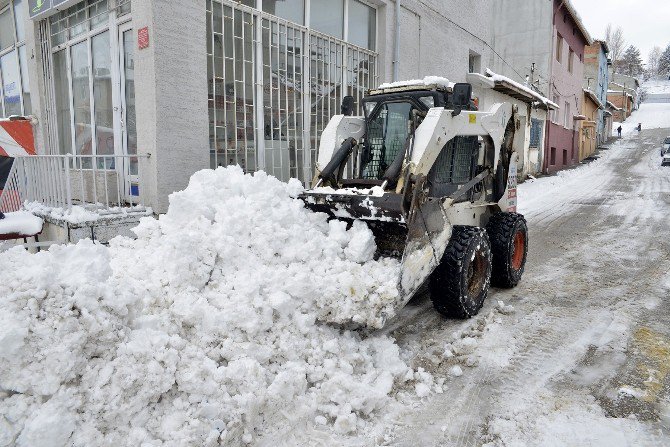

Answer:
[562,0,594,46]
[592,39,609,54]
[606,100,622,111]
[583,89,604,109]
[467,70,559,110]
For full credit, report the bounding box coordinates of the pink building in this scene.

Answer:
[492,0,593,174]
[544,1,593,173]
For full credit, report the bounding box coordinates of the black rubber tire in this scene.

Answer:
[430,226,492,318]
[486,212,528,288]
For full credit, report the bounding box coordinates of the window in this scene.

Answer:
[469,51,481,74]
[568,48,574,73]
[530,118,543,148]
[311,0,344,39]
[348,0,376,50]
[563,149,567,165]
[0,6,13,51]
[550,147,556,165]
[556,33,563,62]
[564,101,571,129]
[263,0,304,24]
[0,51,21,116]
[552,95,560,123]
[0,0,30,117]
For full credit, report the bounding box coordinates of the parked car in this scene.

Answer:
[663,152,670,166]
[662,137,670,156]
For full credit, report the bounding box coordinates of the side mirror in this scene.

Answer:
[341,95,355,116]
[451,83,472,109]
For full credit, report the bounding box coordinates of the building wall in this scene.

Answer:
[469,82,548,177]
[579,94,598,160]
[545,0,587,173]
[382,0,495,83]
[584,41,609,146]
[489,0,554,91]
[133,0,210,213]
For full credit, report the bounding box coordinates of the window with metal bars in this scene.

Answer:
[49,0,110,47]
[428,136,479,198]
[362,101,413,180]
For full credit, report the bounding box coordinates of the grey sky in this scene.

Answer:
[572,0,670,63]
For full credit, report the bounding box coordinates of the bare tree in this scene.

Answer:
[605,24,626,66]
[647,46,662,78]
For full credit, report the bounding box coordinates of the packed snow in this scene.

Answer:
[0,211,43,236]
[377,76,454,91]
[0,166,442,446]
[24,202,153,225]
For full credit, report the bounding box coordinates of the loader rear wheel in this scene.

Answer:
[486,212,528,288]
[430,226,492,319]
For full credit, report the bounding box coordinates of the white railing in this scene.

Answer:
[0,154,150,214]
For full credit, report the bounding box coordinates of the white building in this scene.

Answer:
[1,0,542,235]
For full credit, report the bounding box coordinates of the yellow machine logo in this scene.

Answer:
[469,114,477,124]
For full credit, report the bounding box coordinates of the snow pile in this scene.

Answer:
[0,166,425,446]
[0,211,43,236]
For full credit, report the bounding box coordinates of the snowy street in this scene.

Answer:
[370,87,670,446]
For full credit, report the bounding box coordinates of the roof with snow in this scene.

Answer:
[583,89,604,110]
[467,70,559,110]
[607,90,633,99]
[606,100,622,111]
[561,0,594,46]
[373,76,455,95]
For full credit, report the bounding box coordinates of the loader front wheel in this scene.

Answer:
[430,226,492,319]
[486,212,528,288]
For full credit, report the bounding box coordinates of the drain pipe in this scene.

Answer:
[392,0,401,81]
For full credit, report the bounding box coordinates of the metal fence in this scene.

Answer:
[207,0,378,185]
[0,154,149,214]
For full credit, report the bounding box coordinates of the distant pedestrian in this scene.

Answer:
[617,125,622,138]
[637,123,642,132]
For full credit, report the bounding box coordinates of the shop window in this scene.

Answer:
[13,0,25,42]
[348,0,376,50]
[0,6,13,51]
[311,0,343,39]
[263,0,304,24]
[18,45,30,114]
[1,51,21,116]
[563,149,568,165]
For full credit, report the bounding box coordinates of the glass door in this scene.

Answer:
[118,22,137,199]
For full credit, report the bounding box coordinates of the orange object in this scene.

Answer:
[0,119,36,156]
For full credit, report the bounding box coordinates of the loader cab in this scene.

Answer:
[358,85,479,189]
[360,90,445,180]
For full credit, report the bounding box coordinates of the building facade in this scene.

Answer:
[579,89,599,161]
[9,0,517,214]
[491,0,592,174]
[583,39,609,147]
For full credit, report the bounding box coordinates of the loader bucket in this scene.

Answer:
[300,190,454,313]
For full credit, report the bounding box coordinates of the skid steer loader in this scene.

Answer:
[300,80,528,320]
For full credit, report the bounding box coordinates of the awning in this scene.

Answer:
[0,119,36,157]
